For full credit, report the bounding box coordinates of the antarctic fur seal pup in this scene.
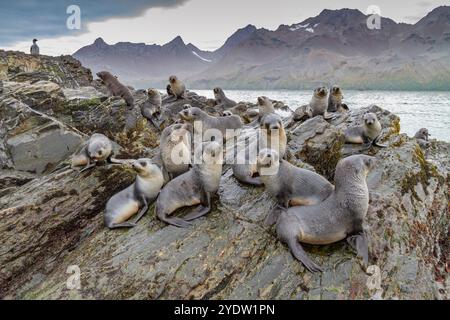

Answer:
[155,139,223,228]
[71,133,114,172]
[275,154,376,272]
[259,113,287,159]
[414,128,431,149]
[344,112,387,148]
[160,123,192,180]
[179,106,243,141]
[257,96,276,121]
[232,139,262,186]
[327,85,348,113]
[96,71,134,109]
[214,87,237,110]
[141,89,162,128]
[104,159,164,229]
[257,148,334,218]
[165,75,186,102]
[310,86,332,119]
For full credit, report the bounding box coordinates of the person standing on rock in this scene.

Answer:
[30,39,40,55]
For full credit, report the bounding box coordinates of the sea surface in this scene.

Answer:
[194,90,450,142]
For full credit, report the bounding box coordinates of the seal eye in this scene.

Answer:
[98,150,103,156]
[140,161,147,167]
[210,136,216,142]
[267,154,272,158]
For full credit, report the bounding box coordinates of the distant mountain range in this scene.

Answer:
[73,6,450,90]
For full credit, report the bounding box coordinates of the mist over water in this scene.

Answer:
[194,89,450,142]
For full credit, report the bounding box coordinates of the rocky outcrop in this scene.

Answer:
[0,50,93,88]
[0,51,448,300]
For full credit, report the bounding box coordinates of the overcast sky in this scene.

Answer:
[1,0,449,56]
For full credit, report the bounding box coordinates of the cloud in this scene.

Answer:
[0,0,189,46]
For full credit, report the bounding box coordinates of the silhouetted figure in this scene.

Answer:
[30,39,40,55]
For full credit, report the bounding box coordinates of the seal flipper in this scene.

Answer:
[287,238,323,273]
[159,216,192,228]
[108,222,137,229]
[131,198,149,225]
[80,162,97,173]
[183,192,211,221]
[265,205,284,226]
[242,176,263,186]
[347,232,369,266]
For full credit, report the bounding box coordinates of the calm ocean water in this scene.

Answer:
[194,90,450,142]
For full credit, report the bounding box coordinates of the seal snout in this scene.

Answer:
[257,96,266,105]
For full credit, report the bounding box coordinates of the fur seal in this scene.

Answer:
[97,71,134,109]
[275,155,376,272]
[414,128,431,149]
[155,139,223,228]
[167,75,186,101]
[166,84,174,97]
[259,113,287,159]
[214,87,237,109]
[231,114,284,186]
[104,159,164,229]
[310,86,332,119]
[141,89,162,127]
[232,139,262,186]
[257,96,276,121]
[327,85,348,113]
[344,112,387,148]
[257,148,334,216]
[160,123,192,180]
[179,106,243,141]
[71,133,114,172]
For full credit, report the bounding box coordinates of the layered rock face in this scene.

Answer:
[0,51,448,300]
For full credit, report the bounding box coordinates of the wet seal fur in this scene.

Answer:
[214,87,237,110]
[97,71,134,108]
[310,86,334,119]
[141,89,162,128]
[179,105,243,141]
[155,139,223,228]
[258,113,287,159]
[104,159,164,229]
[275,155,376,272]
[414,128,431,149]
[257,148,334,222]
[257,96,276,122]
[165,75,186,102]
[344,112,387,148]
[71,133,115,172]
[327,85,349,113]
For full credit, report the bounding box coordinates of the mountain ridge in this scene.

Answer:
[73,6,450,90]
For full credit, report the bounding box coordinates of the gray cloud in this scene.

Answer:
[0,0,189,45]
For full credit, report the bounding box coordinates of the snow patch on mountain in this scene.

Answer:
[192,51,211,62]
[289,23,309,31]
